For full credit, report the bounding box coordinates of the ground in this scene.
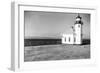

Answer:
[24,44,90,62]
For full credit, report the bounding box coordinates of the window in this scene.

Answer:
[74,37,76,42]
[65,37,66,42]
[78,25,80,27]
[69,37,70,42]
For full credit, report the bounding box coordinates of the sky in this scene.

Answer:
[24,11,90,39]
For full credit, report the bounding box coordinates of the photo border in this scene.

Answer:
[11,2,97,71]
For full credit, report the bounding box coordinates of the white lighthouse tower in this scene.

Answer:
[62,13,83,45]
[73,14,83,44]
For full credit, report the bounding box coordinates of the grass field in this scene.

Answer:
[24,44,90,62]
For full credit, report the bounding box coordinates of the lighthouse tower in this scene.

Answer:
[62,13,83,45]
[74,14,83,44]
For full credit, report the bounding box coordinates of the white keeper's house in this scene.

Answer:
[62,14,83,45]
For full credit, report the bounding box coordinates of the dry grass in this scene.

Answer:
[24,44,90,62]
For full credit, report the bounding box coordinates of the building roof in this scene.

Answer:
[75,14,83,24]
[76,14,82,19]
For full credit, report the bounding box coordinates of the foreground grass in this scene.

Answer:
[24,44,90,62]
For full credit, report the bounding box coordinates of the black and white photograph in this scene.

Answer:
[24,11,90,62]
[10,2,97,71]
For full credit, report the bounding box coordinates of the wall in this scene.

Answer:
[0,0,100,73]
[62,34,74,44]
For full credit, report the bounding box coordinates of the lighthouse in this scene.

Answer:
[73,14,83,44]
[62,13,83,45]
